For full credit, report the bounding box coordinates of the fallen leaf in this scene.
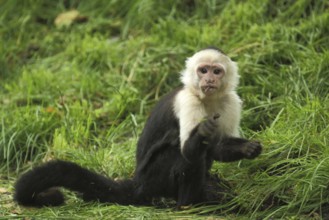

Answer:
[11,209,22,215]
[54,10,88,28]
[0,187,9,193]
[45,106,56,113]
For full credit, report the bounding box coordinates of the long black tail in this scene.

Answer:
[14,160,137,207]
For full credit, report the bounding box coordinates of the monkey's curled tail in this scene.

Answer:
[14,160,137,207]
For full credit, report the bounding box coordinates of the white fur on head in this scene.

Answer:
[175,49,242,152]
[180,48,240,96]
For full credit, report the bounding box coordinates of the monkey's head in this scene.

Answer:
[181,48,239,98]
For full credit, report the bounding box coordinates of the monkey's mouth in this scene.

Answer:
[201,86,217,95]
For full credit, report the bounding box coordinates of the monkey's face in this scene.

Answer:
[181,48,239,98]
[196,63,225,96]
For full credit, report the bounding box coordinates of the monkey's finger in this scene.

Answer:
[203,120,217,134]
[213,113,220,120]
[198,121,215,137]
[207,118,218,128]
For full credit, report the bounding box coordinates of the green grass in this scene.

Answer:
[1,0,329,219]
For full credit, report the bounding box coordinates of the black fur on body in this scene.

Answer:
[14,48,262,207]
[14,88,261,207]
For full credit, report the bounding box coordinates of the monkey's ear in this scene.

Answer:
[180,66,199,89]
[223,60,239,91]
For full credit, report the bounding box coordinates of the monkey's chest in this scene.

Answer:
[205,105,237,137]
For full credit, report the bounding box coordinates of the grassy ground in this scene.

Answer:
[1,0,329,219]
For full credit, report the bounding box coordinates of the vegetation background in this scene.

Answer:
[0,0,328,219]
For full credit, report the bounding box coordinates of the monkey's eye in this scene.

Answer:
[213,69,222,75]
[199,67,208,74]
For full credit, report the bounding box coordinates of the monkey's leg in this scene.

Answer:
[211,137,262,162]
[176,157,207,206]
[203,174,235,204]
[176,117,218,206]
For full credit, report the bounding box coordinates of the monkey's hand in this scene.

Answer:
[198,114,220,138]
[240,141,262,159]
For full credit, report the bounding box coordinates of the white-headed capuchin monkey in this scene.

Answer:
[14,47,262,207]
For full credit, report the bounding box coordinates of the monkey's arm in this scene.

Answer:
[181,117,218,162]
[210,137,262,162]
